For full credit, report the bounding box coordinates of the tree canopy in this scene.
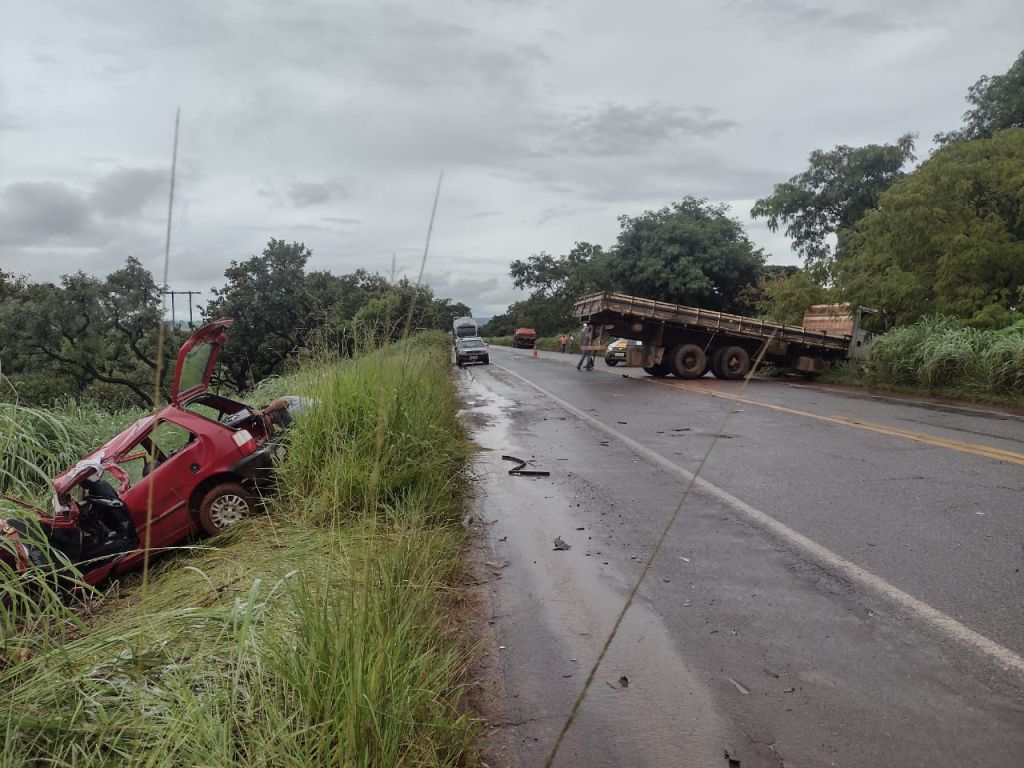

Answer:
[204,239,471,388]
[608,197,765,311]
[750,134,916,268]
[485,199,766,336]
[0,257,178,407]
[838,128,1024,327]
[935,49,1024,147]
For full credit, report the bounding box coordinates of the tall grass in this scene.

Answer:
[863,315,1024,396]
[0,333,477,766]
[0,396,140,496]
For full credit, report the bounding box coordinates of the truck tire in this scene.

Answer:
[667,344,706,379]
[605,359,619,366]
[643,361,672,377]
[711,346,751,380]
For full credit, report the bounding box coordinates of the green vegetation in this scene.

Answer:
[0,334,478,766]
[0,396,141,496]
[483,197,766,336]
[935,50,1024,147]
[839,129,1024,327]
[827,317,1024,399]
[751,133,916,269]
[0,241,470,408]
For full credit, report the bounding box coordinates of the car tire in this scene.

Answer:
[605,358,618,366]
[483,357,490,365]
[198,483,255,536]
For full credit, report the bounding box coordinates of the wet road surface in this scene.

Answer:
[462,346,1024,768]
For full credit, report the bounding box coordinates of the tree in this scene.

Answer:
[0,257,173,407]
[754,271,834,326]
[502,242,607,334]
[205,240,321,390]
[838,129,1024,327]
[935,50,1024,147]
[608,197,765,311]
[751,134,916,268]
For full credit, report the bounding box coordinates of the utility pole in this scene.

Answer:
[162,289,202,327]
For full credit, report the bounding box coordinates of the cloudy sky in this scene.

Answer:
[1,1,1021,317]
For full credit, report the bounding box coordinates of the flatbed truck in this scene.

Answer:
[573,292,872,379]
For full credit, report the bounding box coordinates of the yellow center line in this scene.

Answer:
[652,379,1024,467]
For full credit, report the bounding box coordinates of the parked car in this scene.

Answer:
[0,319,304,586]
[513,328,538,349]
[604,338,643,366]
[455,337,490,367]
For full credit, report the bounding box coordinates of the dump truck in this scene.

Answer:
[573,292,872,379]
[512,327,538,349]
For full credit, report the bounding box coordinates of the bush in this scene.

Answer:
[866,315,1024,396]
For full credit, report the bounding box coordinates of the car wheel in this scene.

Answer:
[483,357,490,365]
[198,483,255,535]
[605,358,618,366]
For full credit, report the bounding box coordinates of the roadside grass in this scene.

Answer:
[0,332,478,766]
[0,396,141,497]
[824,316,1024,406]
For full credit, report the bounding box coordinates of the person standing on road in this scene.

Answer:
[576,323,594,371]
[558,333,568,353]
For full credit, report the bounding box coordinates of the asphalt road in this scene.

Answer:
[463,346,1024,768]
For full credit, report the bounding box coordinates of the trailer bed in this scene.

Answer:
[573,292,851,353]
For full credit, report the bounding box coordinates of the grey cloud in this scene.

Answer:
[538,204,605,225]
[545,104,737,157]
[462,210,502,219]
[731,0,906,33]
[288,180,351,208]
[0,182,97,247]
[321,216,362,225]
[91,168,167,217]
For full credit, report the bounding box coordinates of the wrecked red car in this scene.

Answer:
[1,319,293,586]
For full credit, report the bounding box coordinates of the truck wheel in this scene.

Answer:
[667,344,706,379]
[605,359,618,366]
[643,362,672,377]
[711,346,751,380]
[198,483,254,535]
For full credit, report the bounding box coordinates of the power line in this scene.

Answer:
[162,288,202,327]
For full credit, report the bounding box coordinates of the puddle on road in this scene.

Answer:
[460,373,732,767]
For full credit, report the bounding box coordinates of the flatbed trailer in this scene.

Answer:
[573,292,871,379]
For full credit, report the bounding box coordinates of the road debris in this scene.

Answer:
[501,454,551,476]
[727,677,750,695]
[485,560,509,570]
[606,675,630,690]
[553,536,571,551]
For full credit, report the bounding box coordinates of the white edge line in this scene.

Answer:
[492,360,1024,678]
